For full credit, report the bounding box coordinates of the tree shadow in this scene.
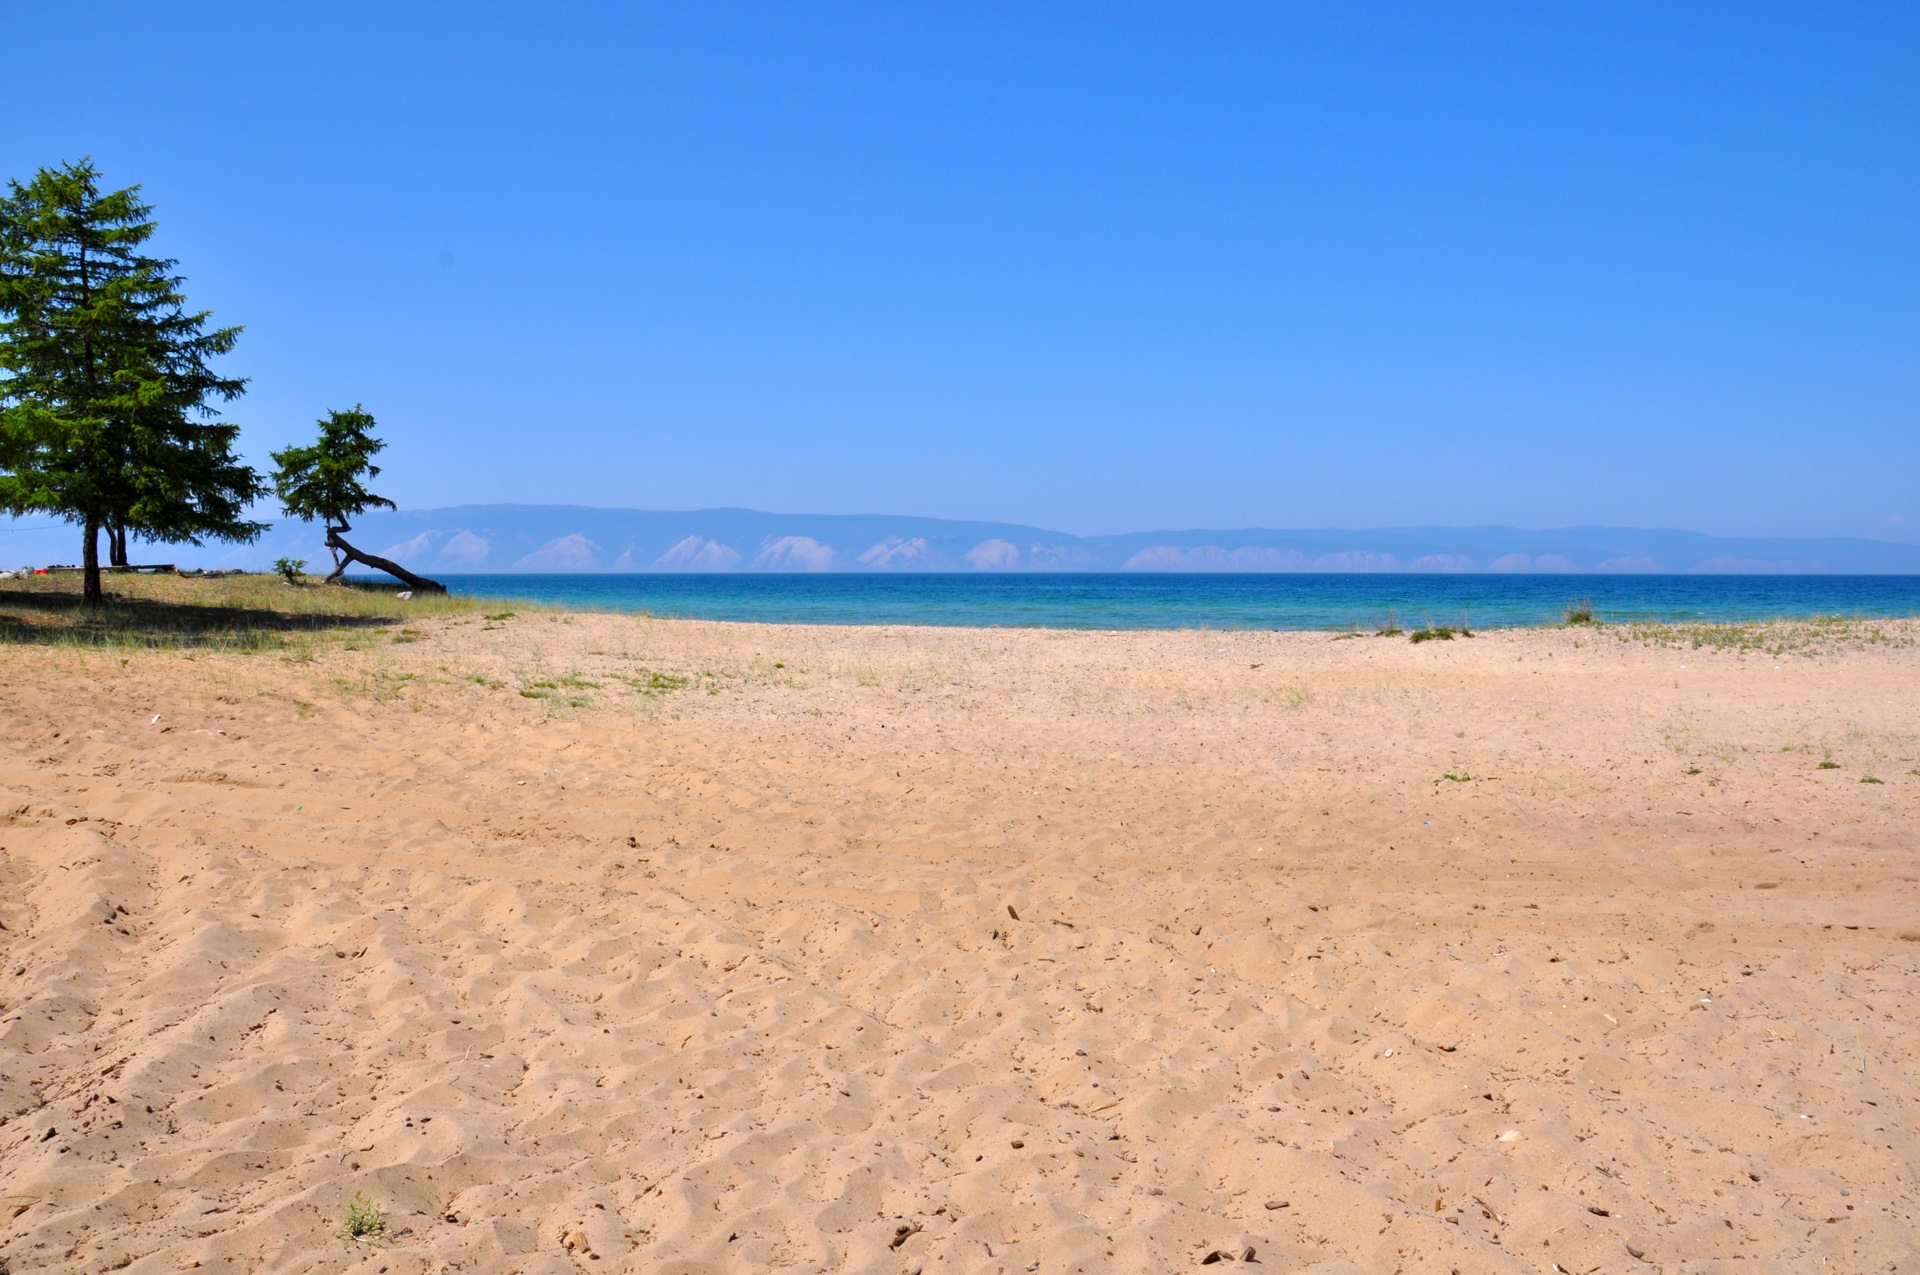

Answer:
[0,586,400,650]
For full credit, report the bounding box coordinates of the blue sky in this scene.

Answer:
[4,2,1917,540]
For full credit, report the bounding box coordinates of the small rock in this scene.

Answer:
[1264,1199,1289,1210]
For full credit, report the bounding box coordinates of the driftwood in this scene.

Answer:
[321,523,445,593]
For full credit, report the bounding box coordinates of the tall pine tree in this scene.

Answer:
[0,160,263,603]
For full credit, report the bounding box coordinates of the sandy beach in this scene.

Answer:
[2,606,1917,1273]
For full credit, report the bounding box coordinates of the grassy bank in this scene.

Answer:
[0,571,493,651]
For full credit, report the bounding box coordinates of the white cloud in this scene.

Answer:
[379,530,446,562]
[1596,554,1661,573]
[440,530,491,565]
[752,536,837,571]
[1533,554,1578,573]
[1486,553,1531,572]
[964,539,1021,570]
[515,533,602,571]
[652,535,743,570]
[857,537,932,569]
[1313,550,1399,572]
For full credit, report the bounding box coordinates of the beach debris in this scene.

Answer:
[1006,904,1019,920]
[1263,1199,1289,1210]
[1497,1129,1521,1143]
[396,590,413,600]
[1199,1245,1257,1264]
[562,1228,591,1255]
[890,1220,923,1249]
[1382,1048,1393,1057]
[151,715,162,724]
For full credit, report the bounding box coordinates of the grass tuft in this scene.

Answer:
[340,1191,385,1240]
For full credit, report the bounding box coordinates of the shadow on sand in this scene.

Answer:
[0,585,400,649]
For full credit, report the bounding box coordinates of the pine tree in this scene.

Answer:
[272,406,444,593]
[0,160,263,603]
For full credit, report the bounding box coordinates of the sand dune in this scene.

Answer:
[2,615,1917,1272]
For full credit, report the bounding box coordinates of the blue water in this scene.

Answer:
[410,573,1920,630]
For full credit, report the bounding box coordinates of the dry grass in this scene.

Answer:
[0,572,499,652]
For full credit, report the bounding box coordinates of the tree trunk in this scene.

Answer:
[321,526,445,593]
[82,519,103,605]
[108,523,129,567]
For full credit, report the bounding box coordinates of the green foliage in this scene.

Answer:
[0,159,265,597]
[1817,761,1840,770]
[1374,610,1402,637]
[1621,614,1912,656]
[340,1191,385,1239]
[628,670,689,694]
[270,405,393,530]
[1564,598,1597,625]
[1408,626,1458,643]
[274,557,306,584]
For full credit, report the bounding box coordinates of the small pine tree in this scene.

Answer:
[0,160,264,602]
[271,406,443,592]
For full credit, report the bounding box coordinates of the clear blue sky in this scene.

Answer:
[5,2,1916,540]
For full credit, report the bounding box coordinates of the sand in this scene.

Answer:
[2,611,1917,1273]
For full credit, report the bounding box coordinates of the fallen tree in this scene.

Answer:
[270,406,444,593]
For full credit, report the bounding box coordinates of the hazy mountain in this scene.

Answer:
[6,505,1919,574]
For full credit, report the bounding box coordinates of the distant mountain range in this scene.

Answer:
[6,504,1920,574]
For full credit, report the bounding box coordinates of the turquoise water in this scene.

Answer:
[418,573,1920,630]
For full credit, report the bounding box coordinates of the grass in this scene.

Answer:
[1818,761,1841,769]
[628,670,690,695]
[1620,614,1915,657]
[1439,772,1471,783]
[340,1191,385,1240]
[1409,626,1471,643]
[1374,610,1403,637]
[1564,598,1598,625]
[1862,776,1884,784]
[1273,682,1312,711]
[0,572,491,651]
